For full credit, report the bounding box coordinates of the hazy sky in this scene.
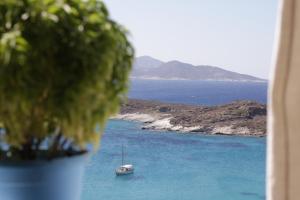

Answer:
[105,0,279,79]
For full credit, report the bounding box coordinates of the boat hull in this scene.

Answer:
[116,170,134,176]
[115,166,134,176]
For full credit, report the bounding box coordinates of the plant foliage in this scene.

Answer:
[0,0,134,159]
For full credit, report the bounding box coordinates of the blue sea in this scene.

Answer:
[82,80,267,200]
[128,79,267,105]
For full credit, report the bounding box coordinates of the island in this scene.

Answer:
[132,56,267,82]
[113,99,266,136]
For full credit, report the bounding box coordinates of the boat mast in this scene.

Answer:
[122,144,124,165]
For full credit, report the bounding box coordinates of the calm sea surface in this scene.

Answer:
[128,79,267,105]
[82,80,267,200]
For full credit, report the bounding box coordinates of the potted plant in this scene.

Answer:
[0,0,133,200]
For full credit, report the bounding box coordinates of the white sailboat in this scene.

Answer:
[115,145,134,176]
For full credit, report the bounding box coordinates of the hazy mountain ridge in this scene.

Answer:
[132,56,266,82]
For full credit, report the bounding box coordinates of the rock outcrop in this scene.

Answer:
[114,99,266,136]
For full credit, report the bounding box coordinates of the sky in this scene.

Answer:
[104,0,279,79]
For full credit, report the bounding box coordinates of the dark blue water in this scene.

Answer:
[82,120,266,200]
[82,80,267,200]
[129,79,267,105]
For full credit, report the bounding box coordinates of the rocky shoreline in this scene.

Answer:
[113,99,267,136]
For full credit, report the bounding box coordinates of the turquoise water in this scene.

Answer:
[82,120,266,200]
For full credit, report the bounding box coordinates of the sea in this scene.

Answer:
[82,79,268,200]
[128,79,267,105]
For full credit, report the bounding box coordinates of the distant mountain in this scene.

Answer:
[132,56,266,82]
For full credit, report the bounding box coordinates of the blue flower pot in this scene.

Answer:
[0,153,89,200]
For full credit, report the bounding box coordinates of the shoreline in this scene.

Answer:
[131,77,268,83]
[113,99,266,137]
